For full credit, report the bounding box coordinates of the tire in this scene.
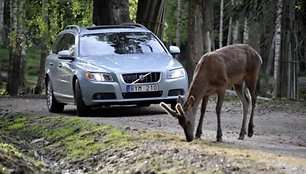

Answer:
[46,78,64,113]
[75,79,91,117]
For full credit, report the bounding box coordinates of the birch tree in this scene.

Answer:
[6,0,26,95]
[275,0,297,99]
[219,0,224,48]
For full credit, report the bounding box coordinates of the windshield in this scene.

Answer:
[80,32,166,56]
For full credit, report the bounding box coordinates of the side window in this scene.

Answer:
[51,35,63,54]
[52,33,75,54]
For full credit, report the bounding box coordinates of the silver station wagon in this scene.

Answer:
[45,23,188,116]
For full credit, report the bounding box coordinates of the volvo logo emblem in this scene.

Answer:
[131,72,151,84]
[139,75,145,81]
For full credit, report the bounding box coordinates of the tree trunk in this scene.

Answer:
[276,0,297,99]
[273,0,282,97]
[186,0,204,80]
[202,0,213,53]
[136,0,167,39]
[227,0,234,45]
[34,0,49,94]
[0,0,3,87]
[243,18,249,44]
[6,0,26,96]
[0,0,4,44]
[93,0,130,25]
[219,0,224,48]
[175,0,182,47]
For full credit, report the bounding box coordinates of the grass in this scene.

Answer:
[1,114,306,173]
[0,115,134,159]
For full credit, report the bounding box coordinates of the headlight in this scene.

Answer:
[86,72,113,82]
[167,68,185,79]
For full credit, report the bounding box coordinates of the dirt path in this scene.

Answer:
[0,97,306,159]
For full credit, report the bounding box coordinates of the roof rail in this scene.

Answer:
[121,23,148,30]
[64,25,81,33]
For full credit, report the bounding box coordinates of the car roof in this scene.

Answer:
[61,23,150,35]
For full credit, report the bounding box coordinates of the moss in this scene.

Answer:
[0,142,24,158]
[1,115,135,159]
[1,114,306,173]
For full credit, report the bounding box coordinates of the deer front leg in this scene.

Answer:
[216,90,226,142]
[195,96,209,139]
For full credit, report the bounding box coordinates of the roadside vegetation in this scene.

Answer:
[1,111,305,173]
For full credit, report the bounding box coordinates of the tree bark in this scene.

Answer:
[175,0,182,47]
[93,0,130,25]
[219,0,224,48]
[276,0,297,99]
[0,0,4,44]
[136,0,167,39]
[6,0,26,95]
[34,0,49,94]
[227,0,234,45]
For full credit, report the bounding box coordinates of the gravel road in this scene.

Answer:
[0,97,305,159]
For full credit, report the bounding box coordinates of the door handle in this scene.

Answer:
[58,63,63,68]
[49,62,54,66]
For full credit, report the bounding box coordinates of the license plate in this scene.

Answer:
[127,84,159,92]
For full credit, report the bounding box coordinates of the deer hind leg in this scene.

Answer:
[195,96,209,139]
[245,78,258,138]
[216,90,226,142]
[233,83,250,140]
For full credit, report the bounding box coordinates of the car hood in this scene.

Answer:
[77,53,181,72]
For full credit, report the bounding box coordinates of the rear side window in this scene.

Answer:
[52,33,75,54]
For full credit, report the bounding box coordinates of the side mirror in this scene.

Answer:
[58,50,74,60]
[169,46,180,55]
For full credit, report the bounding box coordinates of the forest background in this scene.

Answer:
[0,0,305,100]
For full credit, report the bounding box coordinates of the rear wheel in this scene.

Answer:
[75,79,91,117]
[46,78,64,113]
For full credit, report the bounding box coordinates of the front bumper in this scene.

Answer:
[80,73,188,106]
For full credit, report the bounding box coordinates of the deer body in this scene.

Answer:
[160,44,262,142]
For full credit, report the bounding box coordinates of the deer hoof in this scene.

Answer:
[216,137,223,142]
[238,134,245,140]
[248,131,253,137]
[195,132,202,139]
[248,128,254,137]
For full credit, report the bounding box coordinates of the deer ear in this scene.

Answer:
[177,95,184,105]
[160,102,179,118]
[187,95,195,107]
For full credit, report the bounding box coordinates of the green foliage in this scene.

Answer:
[129,0,138,22]
[164,0,188,45]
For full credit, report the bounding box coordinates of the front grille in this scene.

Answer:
[122,72,161,84]
[122,91,163,99]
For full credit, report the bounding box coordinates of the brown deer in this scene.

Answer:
[160,44,262,142]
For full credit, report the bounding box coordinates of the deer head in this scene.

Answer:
[160,95,198,142]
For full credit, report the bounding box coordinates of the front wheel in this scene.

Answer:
[75,79,91,117]
[46,78,64,113]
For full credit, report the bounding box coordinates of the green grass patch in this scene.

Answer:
[0,115,134,159]
[1,114,306,173]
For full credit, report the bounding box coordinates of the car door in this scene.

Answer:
[51,33,76,102]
